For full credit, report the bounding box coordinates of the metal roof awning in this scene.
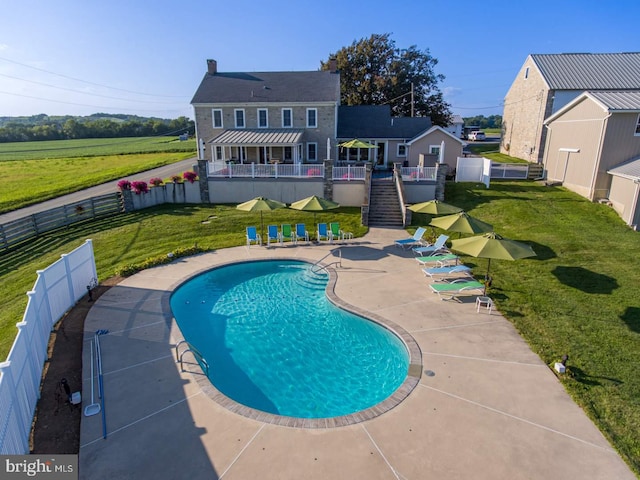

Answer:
[210,129,304,146]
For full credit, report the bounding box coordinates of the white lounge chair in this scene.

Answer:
[422,264,472,280]
[395,227,427,249]
[412,234,449,255]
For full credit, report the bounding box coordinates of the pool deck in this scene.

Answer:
[79,227,635,479]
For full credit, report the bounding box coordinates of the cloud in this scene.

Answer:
[442,86,462,98]
[0,44,8,51]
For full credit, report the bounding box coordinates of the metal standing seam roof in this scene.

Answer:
[587,90,640,111]
[608,156,640,180]
[210,129,304,145]
[532,53,640,90]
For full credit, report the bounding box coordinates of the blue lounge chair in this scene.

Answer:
[266,225,281,246]
[281,224,295,244]
[422,264,472,280]
[395,227,426,249]
[317,223,330,242]
[415,253,459,266]
[412,234,449,256]
[246,226,261,246]
[429,279,485,300]
[295,223,309,244]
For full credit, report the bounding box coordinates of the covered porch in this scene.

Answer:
[210,129,305,164]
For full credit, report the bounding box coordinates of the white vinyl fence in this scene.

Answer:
[0,239,97,454]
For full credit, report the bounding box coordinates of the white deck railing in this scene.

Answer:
[332,166,366,181]
[400,166,437,181]
[208,162,324,178]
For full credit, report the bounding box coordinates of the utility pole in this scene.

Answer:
[411,82,414,117]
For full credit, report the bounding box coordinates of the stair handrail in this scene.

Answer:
[175,340,210,376]
[310,248,341,275]
[393,163,410,227]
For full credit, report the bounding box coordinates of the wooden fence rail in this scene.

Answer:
[0,193,123,252]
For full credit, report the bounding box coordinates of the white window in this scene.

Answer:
[397,144,407,157]
[307,142,318,161]
[635,114,640,136]
[306,108,317,128]
[282,108,292,128]
[429,145,441,155]
[212,109,223,128]
[258,109,268,128]
[234,109,245,128]
[214,146,223,161]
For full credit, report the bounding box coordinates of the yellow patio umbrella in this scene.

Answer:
[429,211,493,238]
[408,200,462,216]
[289,195,340,234]
[338,139,378,149]
[236,196,286,240]
[450,232,536,294]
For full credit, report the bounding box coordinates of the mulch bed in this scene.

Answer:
[29,277,121,454]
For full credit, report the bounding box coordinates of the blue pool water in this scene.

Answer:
[170,260,409,419]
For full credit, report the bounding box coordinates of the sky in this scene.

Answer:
[0,0,638,120]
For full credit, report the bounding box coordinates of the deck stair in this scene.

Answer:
[368,179,403,227]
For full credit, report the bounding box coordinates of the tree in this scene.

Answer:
[321,33,452,126]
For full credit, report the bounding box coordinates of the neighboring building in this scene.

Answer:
[502,52,640,163]
[444,115,464,139]
[191,59,340,164]
[542,90,640,227]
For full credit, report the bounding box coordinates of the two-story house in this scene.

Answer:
[501,52,640,163]
[191,59,340,165]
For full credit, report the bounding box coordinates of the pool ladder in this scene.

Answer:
[310,248,341,275]
[175,340,209,376]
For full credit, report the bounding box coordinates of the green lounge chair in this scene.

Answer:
[329,222,353,243]
[415,253,459,266]
[429,279,484,300]
[281,224,295,244]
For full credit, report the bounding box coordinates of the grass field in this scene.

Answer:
[0,136,196,161]
[0,137,196,213]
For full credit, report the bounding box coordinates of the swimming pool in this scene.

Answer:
[170,260,410,420]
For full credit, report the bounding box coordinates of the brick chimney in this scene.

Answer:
[207,59,217,75]
[328,57,337,73]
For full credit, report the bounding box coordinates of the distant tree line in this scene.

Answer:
[0,113,195,143]
[462,115,502,129]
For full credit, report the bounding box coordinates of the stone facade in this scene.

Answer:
[501,56,552,163]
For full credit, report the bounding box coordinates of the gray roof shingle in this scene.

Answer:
[191,71,340,104]
[608,156,640,180]
[337,105,431,139]
[532,52,640,90]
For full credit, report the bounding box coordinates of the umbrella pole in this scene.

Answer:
[484,258,492,295]
[260,211,265,244]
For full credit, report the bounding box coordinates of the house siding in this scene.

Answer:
[407,129,463,170]
[598,113,640,198]
[543,97,607,199]
[608,175,639,225]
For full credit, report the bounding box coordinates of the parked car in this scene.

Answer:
[468,130,486,141]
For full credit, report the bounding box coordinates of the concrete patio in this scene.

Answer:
[79,227,634,479]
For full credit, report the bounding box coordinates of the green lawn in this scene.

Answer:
[0,137,196,213]
[0,180,638,475]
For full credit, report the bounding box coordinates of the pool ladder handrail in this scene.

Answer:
[175,340,209,376]
[310,248,341,275]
